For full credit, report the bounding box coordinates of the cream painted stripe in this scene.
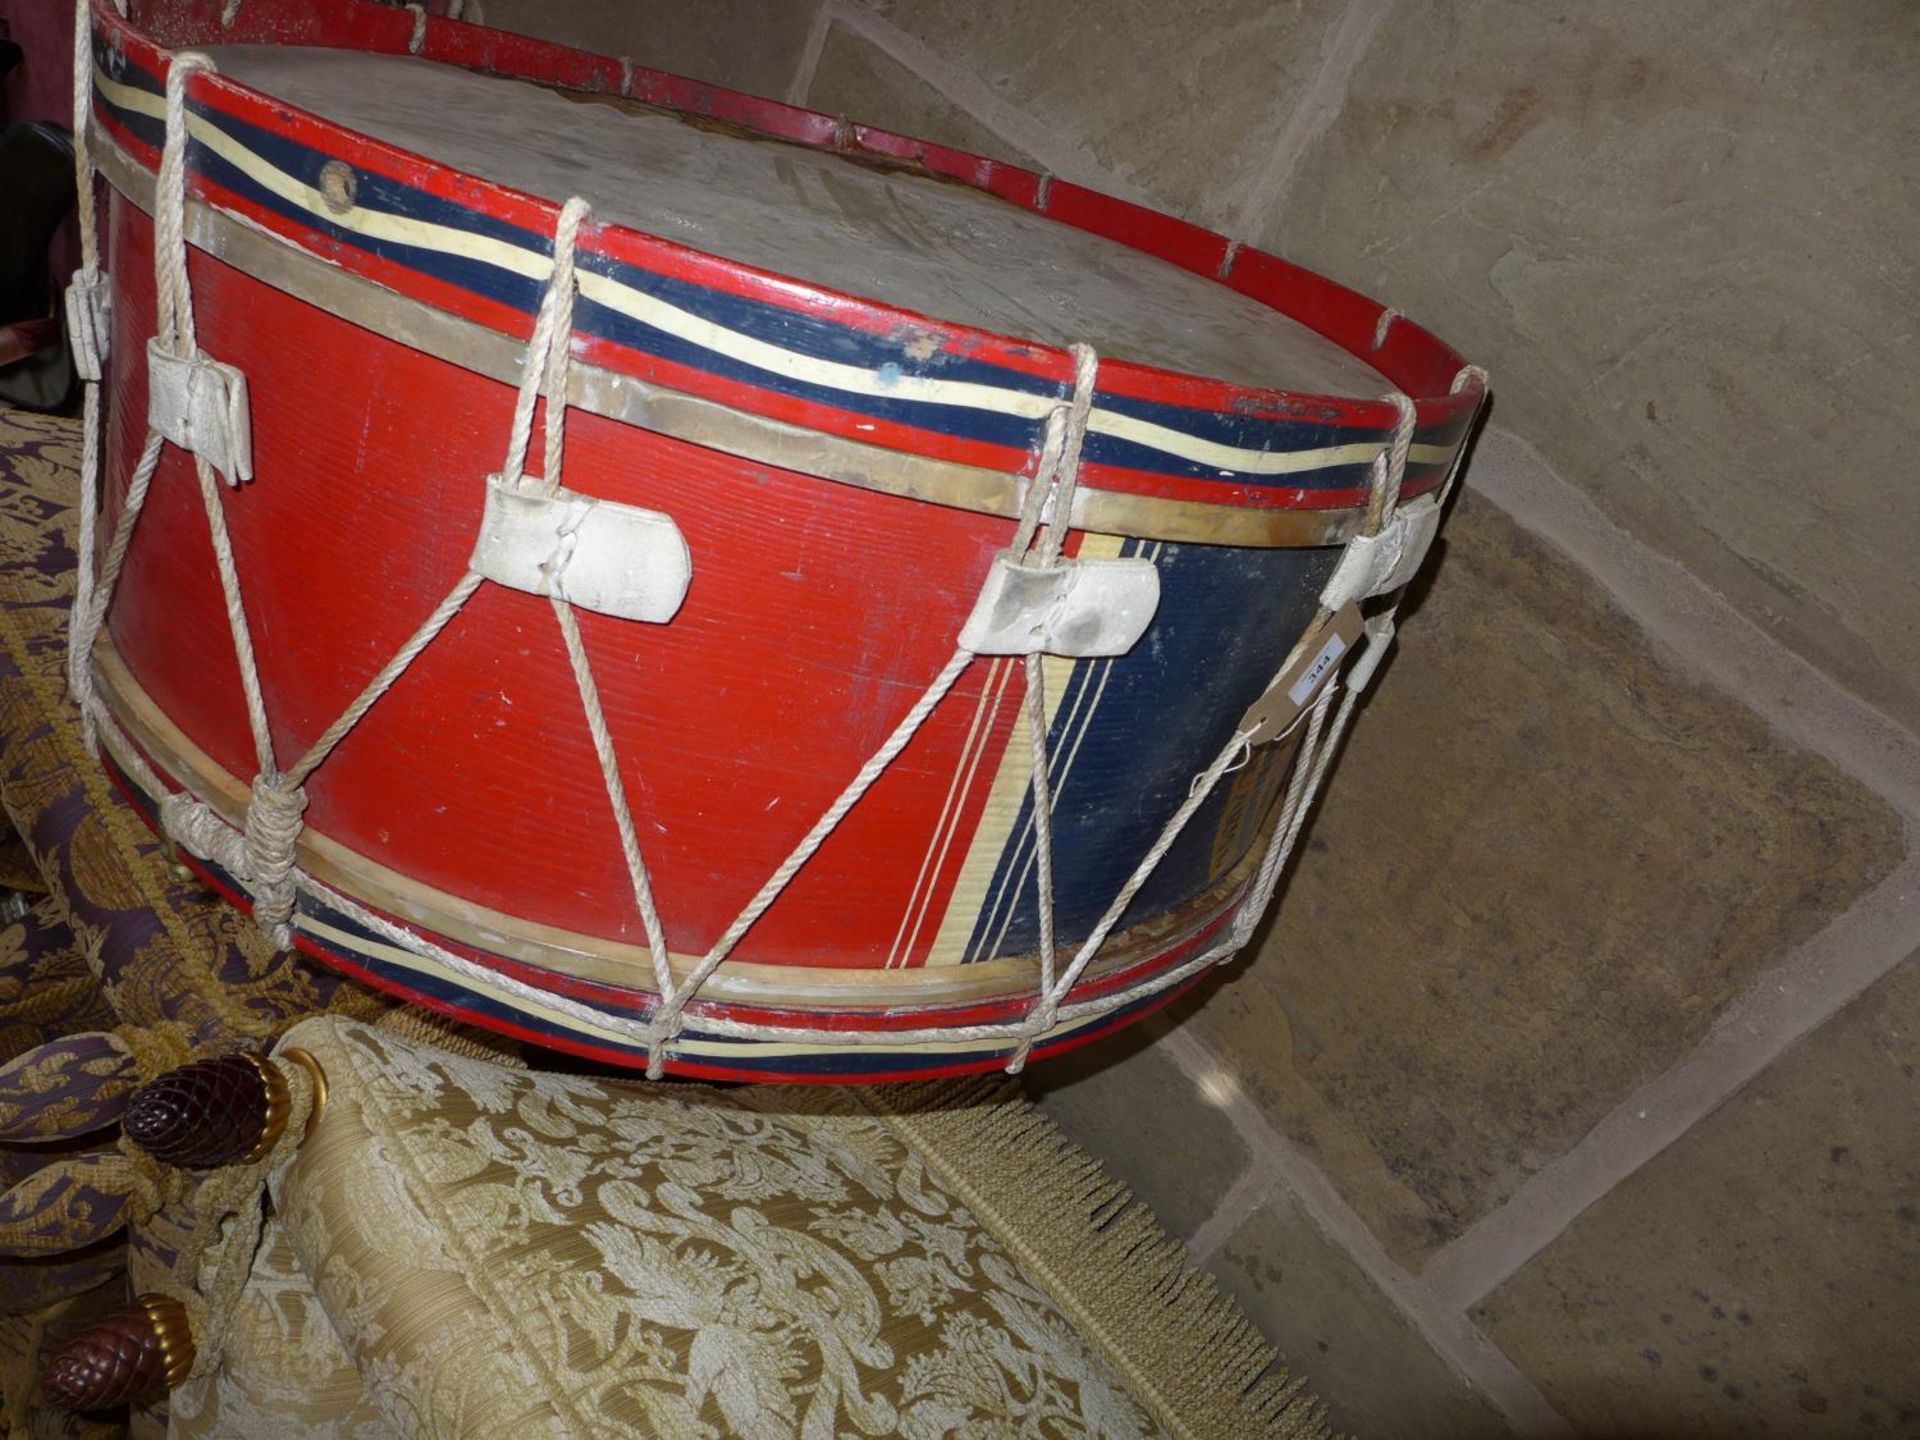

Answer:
[971,655,1104,960]
[97,67,550,280]
[893,656,1018,969]
[885,655,1007,968]
[978,632,1121,965]
[300,912,1101,1058]
[925,534,1127,967]
[98,67,1453,479]
[924,652,1074,966]
[973,579,1134,962]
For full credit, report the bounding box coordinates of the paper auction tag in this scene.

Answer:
[1237,602,1365,744]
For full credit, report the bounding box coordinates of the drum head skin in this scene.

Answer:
[78,0,1482,1080]
[210,46,1392,400]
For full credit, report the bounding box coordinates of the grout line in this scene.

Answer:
[1468,425,1920,819]
[1232,0,1400,238]
[1185,1162,1274,1263]
[827,0,1156,204]
[783,0,837,108]
[1423,842,1920,1312]
[1159,411,1920,1432]
[1159,1028,1575,1438]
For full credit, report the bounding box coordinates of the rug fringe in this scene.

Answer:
[855,1075,1333,1440]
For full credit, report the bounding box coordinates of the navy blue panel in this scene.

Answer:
[965,538,1339,963]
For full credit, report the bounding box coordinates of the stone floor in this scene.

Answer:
[1171,493,1904,1269]
[1030,488,1916,1439]
[1476,954,1920,1437]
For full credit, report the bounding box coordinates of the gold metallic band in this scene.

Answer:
[277,1048,328,1143]
[236,1049,291,1164]
[134,1295,195,1389]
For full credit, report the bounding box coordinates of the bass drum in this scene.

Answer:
[73,0,1483,1079]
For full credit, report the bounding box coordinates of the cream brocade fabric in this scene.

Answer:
[257,1018,1170,1440]
[168,1219,396,1440]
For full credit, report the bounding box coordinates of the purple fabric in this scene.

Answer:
[0,413,374,1051]
[0,1147,129,1258]
[0,892,113,1067]
[0,1032,135,1141]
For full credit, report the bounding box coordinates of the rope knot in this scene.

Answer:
[1362,392,1419,534]
[644,1006,687,1081]
[242,775,307,950]
[1010,342,1100,569]
[158,791,249,882]
[113,1137,188,1223]
[1008,997,1060,1074]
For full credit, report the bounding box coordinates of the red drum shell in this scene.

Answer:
[81,0,1480,1080]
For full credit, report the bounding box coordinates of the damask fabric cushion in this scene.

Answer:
[168,1218,397,1440]
[0,896,115,1098]
[0,820,49,898]
[271,1016,1177,1440]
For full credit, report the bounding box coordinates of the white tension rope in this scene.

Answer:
[63,19,1487,1074]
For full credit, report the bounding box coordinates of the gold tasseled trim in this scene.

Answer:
[849,1079,1332,1440]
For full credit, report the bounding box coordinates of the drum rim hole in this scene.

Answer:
[319,159,356,215]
